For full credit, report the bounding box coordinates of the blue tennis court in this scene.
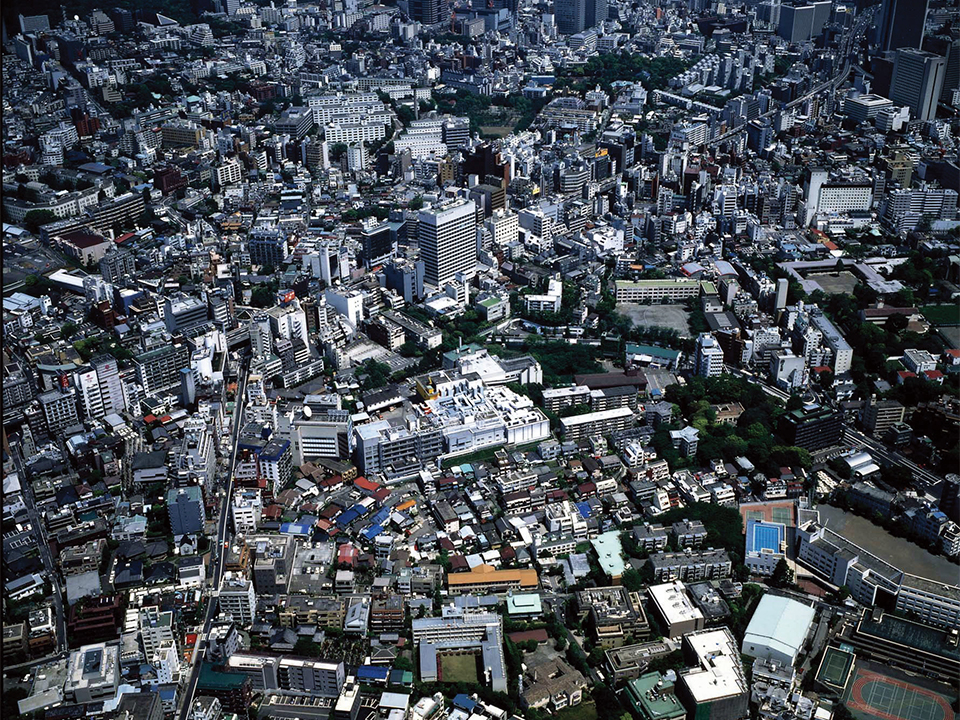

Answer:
[747,519,784,553]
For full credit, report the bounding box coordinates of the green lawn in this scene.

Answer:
[556,701,598,720]
[439,653,479,684]
[922,305,960,326]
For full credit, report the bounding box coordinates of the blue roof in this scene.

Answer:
[371,508,390,525]
[350,503,369,516]
[357,665,389,681]
[453,694,478,712]
[280,522,311,536]
[362,524,383,540]
[576,501,592,519]
[336,509,360,527]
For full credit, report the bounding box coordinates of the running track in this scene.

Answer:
[848,670,953,720]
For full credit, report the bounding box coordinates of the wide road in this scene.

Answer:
[11,444,68,654]
[709,9,874,147]
[176,359,250,720]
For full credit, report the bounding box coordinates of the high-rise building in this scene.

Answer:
[555,0,586,34]
[19,14,50,33]
[248,228,288,268]
[585,0,606,29]
[890,48,946,122]
[418,201,478,287]
[777,1,830,43]
[75,355,125,419]
[166,486,205,537]
[924,36,960,103]
[218,574,256,625]
[695,333,724,377]
[410,0,447,25]
[360,222,396,269]
[139,606,176,660]
[135,344,190,395]
[99,248,136,284]
[877,0,928,53]
[39,387,80,435]
[778,405,842,450]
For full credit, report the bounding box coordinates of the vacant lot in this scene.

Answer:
[807,271,859,295]
[618,303,691,337]
[439,653,479,684]
[480,125,515,138]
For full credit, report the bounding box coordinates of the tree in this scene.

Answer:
[23,209,57,232]
[250,286,275,308]
[293,637,322,657]
[621,568,644,592]
[770,558,794,589]
[60,322,79,340]
[884,313,909,334]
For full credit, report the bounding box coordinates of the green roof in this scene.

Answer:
[479,297,501,308]
[591,531,626,578]
[198,663,246,690]
[626,673,686,720]
[625,343,681,360]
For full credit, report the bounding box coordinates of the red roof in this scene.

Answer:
[338,543,358,565]
[508,629,549,644]
[945,349,960,357]
[263,504,283,519]
[924,370,944,379]
[319,504,342,519]
[373,487,390,503]
[354,476,380,492]
[143,414,157,423]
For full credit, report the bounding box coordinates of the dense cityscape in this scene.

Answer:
[2,1,959,720]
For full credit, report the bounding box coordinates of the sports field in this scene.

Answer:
[741,501,795,530]
[816,646,854,690]
[843,667,954,720]
[438,653,479,684]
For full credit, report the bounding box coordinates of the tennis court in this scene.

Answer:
[771,506,792,525]
[816,647,854,690]
[739,501,796,531]
[844,668,953,720]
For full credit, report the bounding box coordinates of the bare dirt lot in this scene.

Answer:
[617,303,692,337]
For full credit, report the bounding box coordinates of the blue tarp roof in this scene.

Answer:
[576,501,592,519]
[357,665,389,681]
[280,523,311,536]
